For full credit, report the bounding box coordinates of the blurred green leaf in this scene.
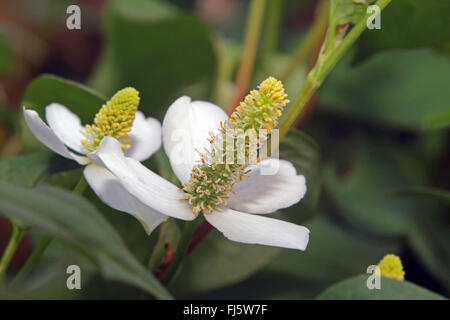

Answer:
[0,182,172,299]
[90,0,217,119]
[389,186,450,205]
[172,228,281,297]
[0,33,15,76]
[20,75,106,153]
[355,0,450,62]
[44,169,83,190]
[316,274,446,300]
[319,48,450,130]
[0,151,76,187]
[1,262,78,300]
[324,137,427,236]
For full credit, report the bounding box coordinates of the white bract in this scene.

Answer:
[23,91,164,233]
[88,96,310,250]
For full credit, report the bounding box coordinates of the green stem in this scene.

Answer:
[0,223,25,282]
[279,0,392,139]
[9,235,51,288]
[9,174,88,286]
[160,216,203,285]
[229,0,267,112]
[262,0,283,56]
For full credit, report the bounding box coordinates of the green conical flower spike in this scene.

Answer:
[183,77,290,214]
[377,254,405,281]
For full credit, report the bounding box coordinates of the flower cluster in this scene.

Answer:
[183,77,289,214]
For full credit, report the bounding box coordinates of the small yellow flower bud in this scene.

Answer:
[377,254,405,281]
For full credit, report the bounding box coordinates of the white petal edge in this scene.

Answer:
[125,111,162,161]
[162,96,228,184]
[88,136,196,221]
[205,208,310,250]
[23,107,89,165]
[227,159,307,214]
[45,103,86,154]
[84,164,167,234]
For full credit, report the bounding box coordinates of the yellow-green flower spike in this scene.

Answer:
[183,77,288,215]
[81,87,140,153]
[230,76,289,134]
[377,254,405,281]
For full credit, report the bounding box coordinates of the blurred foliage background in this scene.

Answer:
[0,0,448,299]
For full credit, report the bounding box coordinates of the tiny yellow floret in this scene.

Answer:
[377,254,405,281]
[81,87,140,152]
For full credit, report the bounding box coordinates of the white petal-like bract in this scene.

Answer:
[23,107,88,165]
[45,103,86,154]
[227,159,307,214]
[205,207,310,250]
[84,164,168,233]
[89,136,196,221]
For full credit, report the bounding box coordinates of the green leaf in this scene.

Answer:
[20,75,106,153]
[389,187,450,205]
[316,274,446,300]
[0,182,172,299]
[423,109,450,130]
[319,48,450,130]
[171,130,321,296]
[355,0,450,62]
[0,151,76,187]
[90,0,217,119]
[324,136,428,236]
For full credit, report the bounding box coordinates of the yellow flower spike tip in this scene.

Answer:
[81,87,140,152]
[377,254,405,281]
[183,77,289,215]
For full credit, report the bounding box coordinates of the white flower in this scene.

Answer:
[23,90,164,233]
[88,96,310,250]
